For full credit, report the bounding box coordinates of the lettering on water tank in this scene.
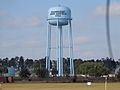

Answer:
[50,11,67,17]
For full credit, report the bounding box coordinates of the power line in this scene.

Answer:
[106,0,114,59]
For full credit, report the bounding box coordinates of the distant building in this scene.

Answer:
[4,66,15,77]
[0,66,15,83]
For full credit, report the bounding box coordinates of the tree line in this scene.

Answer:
[0,56,120,78]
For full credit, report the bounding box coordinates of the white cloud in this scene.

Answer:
[0,10,8,16]
[8,17,44,27]
[82,51,95,58]
[74,36,94,45]
[22,41,42,47]
[94,2,120,17]
[73,20,81,28]
[0,42,16,48]
[0,16,45,28]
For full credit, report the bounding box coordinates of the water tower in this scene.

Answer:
[46,6,74,76]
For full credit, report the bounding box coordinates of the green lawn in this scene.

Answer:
[0,82,120,90]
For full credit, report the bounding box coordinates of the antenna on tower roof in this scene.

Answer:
[58,4,61,7]
[58,0,62,6]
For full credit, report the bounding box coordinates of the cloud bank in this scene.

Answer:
[94,2,120,17]
[74,36,94,45]
[0,16,45,28]
[0,10,8,16]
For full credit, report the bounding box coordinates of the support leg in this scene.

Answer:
[46,24,51,76]
[58,26,63,76]
[57,20,63,76]
[69,20,74,76]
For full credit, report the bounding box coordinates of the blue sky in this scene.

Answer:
[0,0,120,60]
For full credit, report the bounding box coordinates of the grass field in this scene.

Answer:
[0,82,120,90]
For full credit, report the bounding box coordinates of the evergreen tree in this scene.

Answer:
[19,66,31,78]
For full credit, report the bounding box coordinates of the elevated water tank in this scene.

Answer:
[48,6,71,26]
